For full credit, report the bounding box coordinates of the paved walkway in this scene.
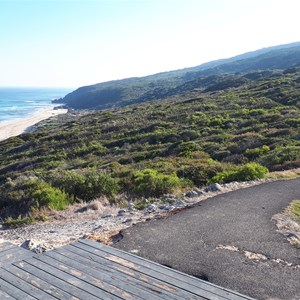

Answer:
[114,178,300,300]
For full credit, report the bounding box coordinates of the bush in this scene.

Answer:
[31,181,72,210]
[0,178,74,218]
[177,164,222,186]
[259,146,300,168]
[212,163,268,183]
[244,145,270,159]
[84,172,120,199]
[49,169,119,200]
[132,168,182,197]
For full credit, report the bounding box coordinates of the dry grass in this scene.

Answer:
[267,168,300,180]
[74,197,110,213]
[288,200,300,219]
[84,231,123,245]
[272,197,300,250]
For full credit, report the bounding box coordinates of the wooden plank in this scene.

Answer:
[34,254,139,300]
[0,246,21,256]
[73,242,213,299]
[59,244,201,300]
[0,267,57,299]
[25,256,121,300]
[0,273,39,300]
[3,263,79,300]
[55,246,188,300]
[75,240,226,300]
[0,247,33,267]
[0,242,15,253]
[72,243,225,300]
[0,239,255,300]
[0,288,16,299]
[46,248,188,300]
[79,239,254,300]
[13,260,100,300]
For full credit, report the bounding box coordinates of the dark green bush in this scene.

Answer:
[177,164,222,186]
[259,146,300,168]
[84,172,120,199]
[0,178,74,217]
[49,169,119,200]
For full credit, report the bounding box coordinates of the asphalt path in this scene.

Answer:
[114,178,300,300]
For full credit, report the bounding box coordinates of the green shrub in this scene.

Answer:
[31,181,71,210]
[177,164,222,186]
[179,142,199,158]
[49,169,119,200]
[259,146,300,169]
[212,163,268,183]
[244,145,270,159]
[0,178,74,217]
[84,172,120,199]
[49,170,86,198]
[132,168,182,197]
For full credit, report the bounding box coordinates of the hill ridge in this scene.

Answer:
[54,41,300,109]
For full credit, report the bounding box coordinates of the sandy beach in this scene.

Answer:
[0,107,68,142]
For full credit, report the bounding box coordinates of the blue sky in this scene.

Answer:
[0,0,299,88]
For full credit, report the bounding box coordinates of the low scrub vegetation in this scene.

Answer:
[1,68,300,223]
[132,168,187,197]
[212,163,268,183]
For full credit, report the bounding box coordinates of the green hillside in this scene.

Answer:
[54,42,300,109]
[1,67,300,221]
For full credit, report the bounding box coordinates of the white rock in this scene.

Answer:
[21,239,48,253]
[206,183,222,192]
[146,204,157,213]
[127,203,135,211]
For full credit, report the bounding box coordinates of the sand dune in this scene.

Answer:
[0,108,67,142]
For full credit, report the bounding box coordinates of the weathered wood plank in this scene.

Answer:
[13,260,100,300]
[0,247,33,267]
[0,269,51,299]
[34,254,138,300]
[59,244,201,300]
[0,242,15,253]
[3,263,79,300]
[74,241,217,300]
[46,248,188,300]
[0,246,21,257]
[0,276,36,300]
[79,239,254,300]
[0,288,16,299]
[0,239,255,300]
[26,256,121,300]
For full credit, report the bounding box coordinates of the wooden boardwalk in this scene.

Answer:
[0,239,255,299]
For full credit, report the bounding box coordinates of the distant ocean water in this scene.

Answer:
[0,87,72,123]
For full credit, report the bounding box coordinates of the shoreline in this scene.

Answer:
[0,107,68,142]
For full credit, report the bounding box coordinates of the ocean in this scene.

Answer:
[0,87,73,123]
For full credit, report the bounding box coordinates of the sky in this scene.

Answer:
[0,0,299,88]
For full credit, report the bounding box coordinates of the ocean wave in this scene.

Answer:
[0,87,71,123]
